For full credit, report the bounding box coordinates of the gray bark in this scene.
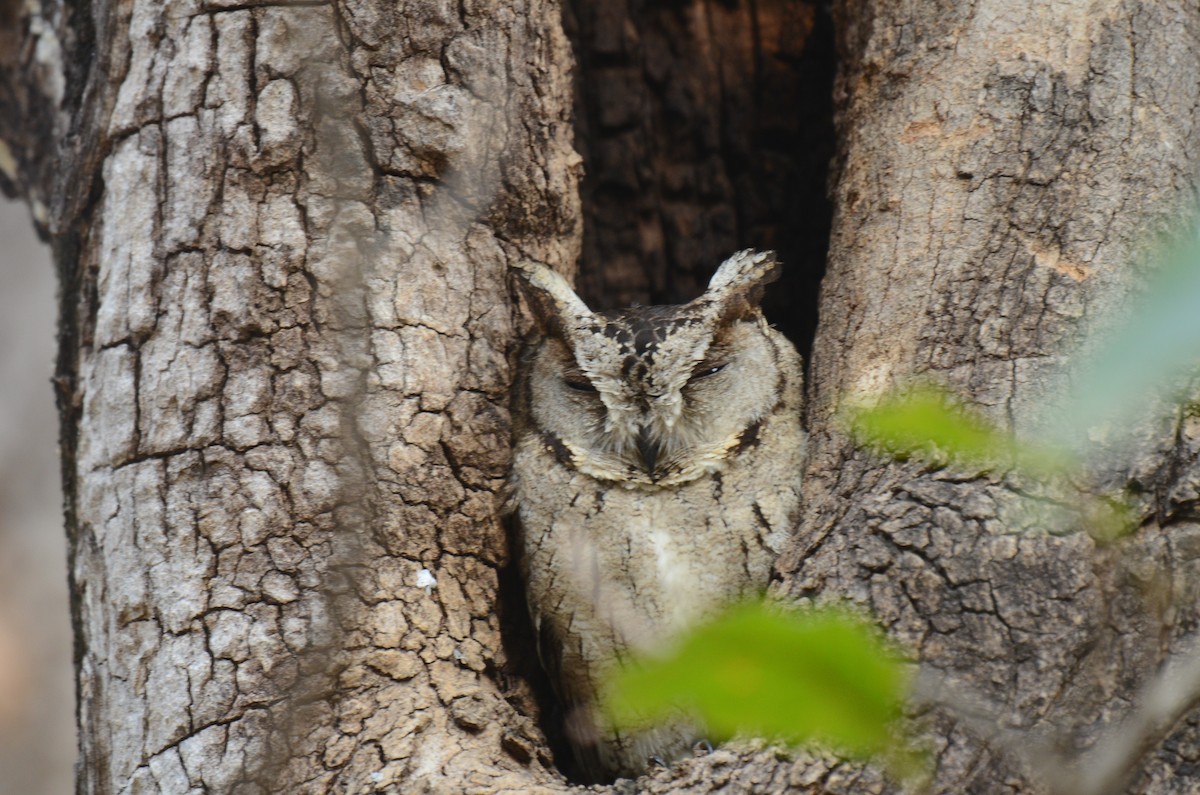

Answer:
[1,0,1199,793]
[4,0,581,792]
[779,1,1200,794]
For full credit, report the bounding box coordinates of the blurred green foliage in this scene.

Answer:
[848,384,1138,541]
[847,384,1072,478]
[602,602,909,760]
[1048,230,1200,448]
[598,226,1200,782]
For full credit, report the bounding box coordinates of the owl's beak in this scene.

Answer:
[635,426,661,474]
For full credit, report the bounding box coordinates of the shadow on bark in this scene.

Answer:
[562,0,835,362]
[502,0,838,783]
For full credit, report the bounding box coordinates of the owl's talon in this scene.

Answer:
[648,754,668,769]
[694,739,714,755]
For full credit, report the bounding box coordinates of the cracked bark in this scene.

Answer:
[780,1,1200,793]
[1,0,1199,793]
[5,0,580,792]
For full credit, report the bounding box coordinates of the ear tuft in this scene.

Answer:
[702,250,782,320]
[510,261,594,334]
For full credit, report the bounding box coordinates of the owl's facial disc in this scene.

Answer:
[517,251,781,485]
[574,309,728,477]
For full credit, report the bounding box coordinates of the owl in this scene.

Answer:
[506,250,806,782]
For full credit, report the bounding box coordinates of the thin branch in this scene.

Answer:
[910,668,1061,791]
[1068,635,1200,795]
[913,631,1200,795]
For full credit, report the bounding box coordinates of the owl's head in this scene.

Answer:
[512,250,790,487]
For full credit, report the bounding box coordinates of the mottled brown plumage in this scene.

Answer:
[507,250,806,781]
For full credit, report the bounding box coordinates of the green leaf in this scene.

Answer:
[1048,229,1200,448]
[1080,493,1140,543]
[600,602,909,760]
[847,385,1140,540]
[846,384,1072,478]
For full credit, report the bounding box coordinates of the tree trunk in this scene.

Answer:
[1,0,1198,793]
[5,0,582,792]
[779,1,1200,793]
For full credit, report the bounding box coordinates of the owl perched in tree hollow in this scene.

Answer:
[506,250,805,781]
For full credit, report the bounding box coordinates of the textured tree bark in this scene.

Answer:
[778,1,1200,794]
[4,0,583,792]
[2,0,1199,793]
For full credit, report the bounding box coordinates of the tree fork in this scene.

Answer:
[2,0,1200,793]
